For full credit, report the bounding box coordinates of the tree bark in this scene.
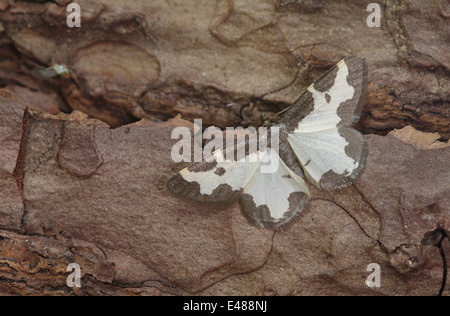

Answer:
[0,0,448,296]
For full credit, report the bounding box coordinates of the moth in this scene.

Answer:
[167,56,368,229]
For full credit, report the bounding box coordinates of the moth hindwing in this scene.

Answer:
[168,56,368,229]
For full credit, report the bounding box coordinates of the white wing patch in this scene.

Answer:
[287,61,359,186]
[293,61,355,132]
[288,128,358,185]
[243,149,309,221]
[180,152,259,195]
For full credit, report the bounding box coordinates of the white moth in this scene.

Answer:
[167,57,368,229]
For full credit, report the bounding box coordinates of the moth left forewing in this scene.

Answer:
[282,56,368,191]
[167,136,260,204]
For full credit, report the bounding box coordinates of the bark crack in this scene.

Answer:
[422,229,448,296]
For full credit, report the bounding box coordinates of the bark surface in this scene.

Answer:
[0,0,448,296]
